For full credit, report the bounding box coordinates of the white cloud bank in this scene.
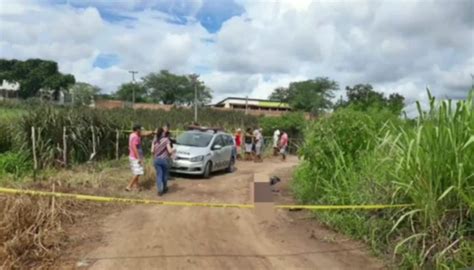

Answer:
[0,0,472,106]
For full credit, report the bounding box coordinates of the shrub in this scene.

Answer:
[0,152,31,178]
[293,91,473,268]
[259,112,307,138]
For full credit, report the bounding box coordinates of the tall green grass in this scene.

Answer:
[293,91,473,268]
[0,104,259,169]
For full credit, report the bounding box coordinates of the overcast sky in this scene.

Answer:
[0,0,473,110]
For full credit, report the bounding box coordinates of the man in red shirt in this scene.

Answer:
[235,128,242,160]
[279,131,289,161]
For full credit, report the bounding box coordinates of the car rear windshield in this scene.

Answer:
[176,132,213,147]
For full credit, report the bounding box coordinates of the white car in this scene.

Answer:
[171,130,236,178]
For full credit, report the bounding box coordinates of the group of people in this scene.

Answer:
[126,123,175,196]
[126,123,289,196]
[234,127,289,162]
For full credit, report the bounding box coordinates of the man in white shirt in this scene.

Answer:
[272,129,280,156]
[254,128,264,162]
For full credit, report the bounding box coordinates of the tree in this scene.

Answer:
[387,93,405,114]
[143,70,212,105]
[115,82,147,102]
[336,83,405,114]
[0,58,75,99]
[180,74,212,106]
[269,87,290,102]
[344,84,385,109]
[70,82,100,106]
[268,77,338,116]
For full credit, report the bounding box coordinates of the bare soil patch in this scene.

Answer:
[57,157,383,269]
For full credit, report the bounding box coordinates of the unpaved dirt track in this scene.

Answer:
[79,157,384,270]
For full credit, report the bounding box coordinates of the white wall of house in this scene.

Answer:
[0,80,20,91]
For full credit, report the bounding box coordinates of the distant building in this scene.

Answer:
[213,97,291,112]
[0,80,20,100]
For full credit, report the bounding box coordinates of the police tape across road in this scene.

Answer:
[0,187,414,210]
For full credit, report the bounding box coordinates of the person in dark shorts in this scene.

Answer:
[244,128,253,161]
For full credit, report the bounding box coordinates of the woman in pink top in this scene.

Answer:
[153,128,174,196]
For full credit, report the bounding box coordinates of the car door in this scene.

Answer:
[211,135,225,170]
[223,135,234,164]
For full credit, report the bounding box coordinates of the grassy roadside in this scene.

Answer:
[0,157,158,268]
[292,92,474,269]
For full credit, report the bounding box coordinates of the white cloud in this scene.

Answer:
[0,0,472,106]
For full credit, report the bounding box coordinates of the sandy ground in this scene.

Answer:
[70,156,384,270]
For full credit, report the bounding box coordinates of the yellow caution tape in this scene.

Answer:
[0,187,413,210]
[0,187,253,209]
[275,204,414,210]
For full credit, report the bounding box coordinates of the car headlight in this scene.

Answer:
[190,155,205,162]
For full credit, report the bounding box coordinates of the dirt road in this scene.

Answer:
[76,157,383,269]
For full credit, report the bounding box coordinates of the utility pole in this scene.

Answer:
[245,95,248,115]
[129,70,138,106]
[194,77,198,123]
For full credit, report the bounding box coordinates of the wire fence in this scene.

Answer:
[25,127,303,176]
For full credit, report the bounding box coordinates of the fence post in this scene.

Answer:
[90,125,97,161]
[63,126,67,167]
[51,182,55,224]
[31,126,38,181]
[116,129,120,160]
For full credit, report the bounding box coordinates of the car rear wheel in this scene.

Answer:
[203,161,212,179]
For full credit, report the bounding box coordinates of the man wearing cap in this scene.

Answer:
[126,124,149,191]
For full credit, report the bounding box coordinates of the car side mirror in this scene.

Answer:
[213,144,222,150]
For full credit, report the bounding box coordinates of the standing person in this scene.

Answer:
[235,128,242,160]
[244,128,253,161]
[153,128,174,196]
[273,129,281,156]
[126,124,144,192]
[151,123,171,152]
[279,130,289,161]
[252,127,258,160]
[163,123,174,180]
[254,128,264,162]
[152,127,175,181]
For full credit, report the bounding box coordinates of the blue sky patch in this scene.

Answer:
[99,9,137,23]
[165,15,188,25]
[51,0,245,32]
[201,37,215,44]
[194,65,212,75]
[93,53,120,69]
[196,0,244,33]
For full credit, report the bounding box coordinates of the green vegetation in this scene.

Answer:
[142,71,212,105]
[293,91,473,268]
[69,82,100,106]
[0,104,259,170]
[0,152,31,178]
[0,107,26,120]
[0,59,75,99]
[259,111,306,138]
[335,83,405,115]
[268,77,338,116]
